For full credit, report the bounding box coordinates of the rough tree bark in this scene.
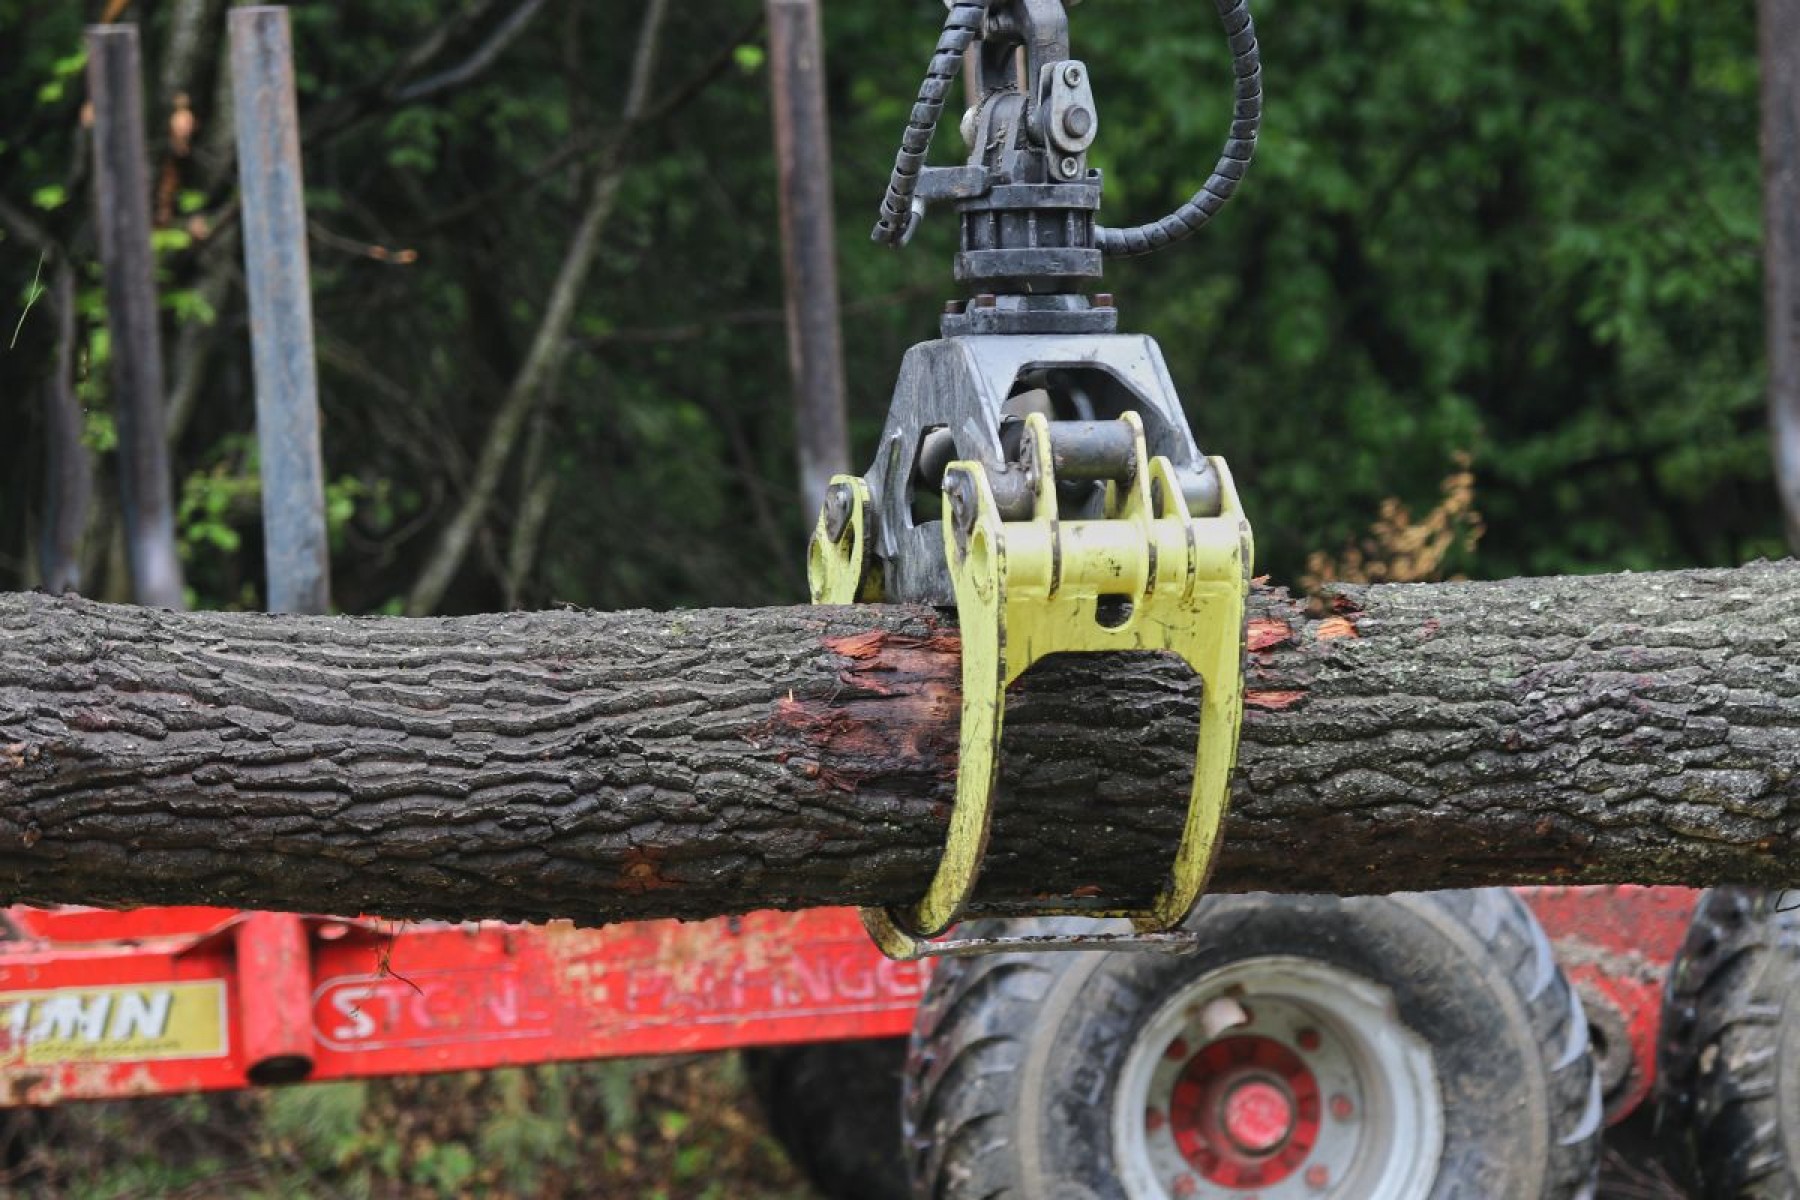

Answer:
[2,562,1797,927]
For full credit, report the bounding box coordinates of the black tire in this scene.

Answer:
[745,1037,911,1200]
[903,889,1603,1199]
[1657,886,1800,1197]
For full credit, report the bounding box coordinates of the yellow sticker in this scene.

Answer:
[0,982,227,1064]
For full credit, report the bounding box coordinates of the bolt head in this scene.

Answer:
[823,483,853,542]
[1060,156,1080,178]
[1063,64,1083,86]
[1061,106,1093,139]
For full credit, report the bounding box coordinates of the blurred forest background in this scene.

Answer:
[1,0,1776,619]
[0,0,1773,1194]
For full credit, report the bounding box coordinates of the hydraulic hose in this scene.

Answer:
[872,0,994,246]
[872,0,1262,258]
[1096,0,1261,257]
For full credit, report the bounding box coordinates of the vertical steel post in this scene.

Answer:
[234,911,316,1084]
[86,25,187,609]
[1762,0,1800,552]
[229,11,326,1061]
[766,0,851,520]
[229,6,332,614]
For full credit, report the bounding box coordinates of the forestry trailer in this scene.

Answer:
[9,2,1797,1198]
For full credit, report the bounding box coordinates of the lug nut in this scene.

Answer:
[945,474,979,536]
[823,483,853,542]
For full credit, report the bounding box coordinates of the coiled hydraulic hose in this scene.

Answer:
[871,0,1262,258]
[872,0,993,246]
[1098,0,1260,256]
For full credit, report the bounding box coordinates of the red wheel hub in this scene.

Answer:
[1164,1035,1322,1189]
[1223,1080,1294,1152]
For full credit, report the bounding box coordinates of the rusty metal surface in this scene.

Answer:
[228,7,333,615]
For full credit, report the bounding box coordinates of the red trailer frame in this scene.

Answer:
[0,888,1695,1126]
[0,906,922,1107]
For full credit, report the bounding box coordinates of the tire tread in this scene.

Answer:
[1658,887,1800,1198]
[903,894,1600,1199]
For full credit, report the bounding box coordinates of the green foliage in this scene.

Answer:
[0,2,1774,1191]
[177,435,257,557]
[266,1081,370,1176]
[6,1058,818,1198]
[171,432,374,608]
[0,0,1773,606]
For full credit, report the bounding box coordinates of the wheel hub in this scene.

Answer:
[1223,1079,1296,1153]
[1112,957,1443,1200]
[1168,1035,1322,1188]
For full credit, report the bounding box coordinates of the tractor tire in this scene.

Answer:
[745,1037,911,1200]
[1657,886,1800,1197]
[903,890,1603,1200]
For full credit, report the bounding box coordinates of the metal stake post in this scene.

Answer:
[1762,0,1800,551]
[86,24,186,609]
[766,0,851,520]
[227,7,325,1085]
[229,6,332,614]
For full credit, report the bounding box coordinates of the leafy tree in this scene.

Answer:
[0,0,1773,617]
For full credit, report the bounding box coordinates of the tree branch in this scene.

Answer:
[392,0,552,105]
[419,12,764,233]
[404,0,672,616]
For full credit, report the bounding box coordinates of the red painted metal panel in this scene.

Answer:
[0,908,920,1106]
[4,906,239,945]
[1519,885,1698,1122]
[0,889,1701,1120]
[305,911,924,1080]
[236,912,315,1084]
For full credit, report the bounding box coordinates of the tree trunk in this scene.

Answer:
[2,562,1797,926]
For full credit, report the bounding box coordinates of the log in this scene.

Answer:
[2,562,1798,926]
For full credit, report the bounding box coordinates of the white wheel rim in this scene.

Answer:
[1111,955,1444,1199]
